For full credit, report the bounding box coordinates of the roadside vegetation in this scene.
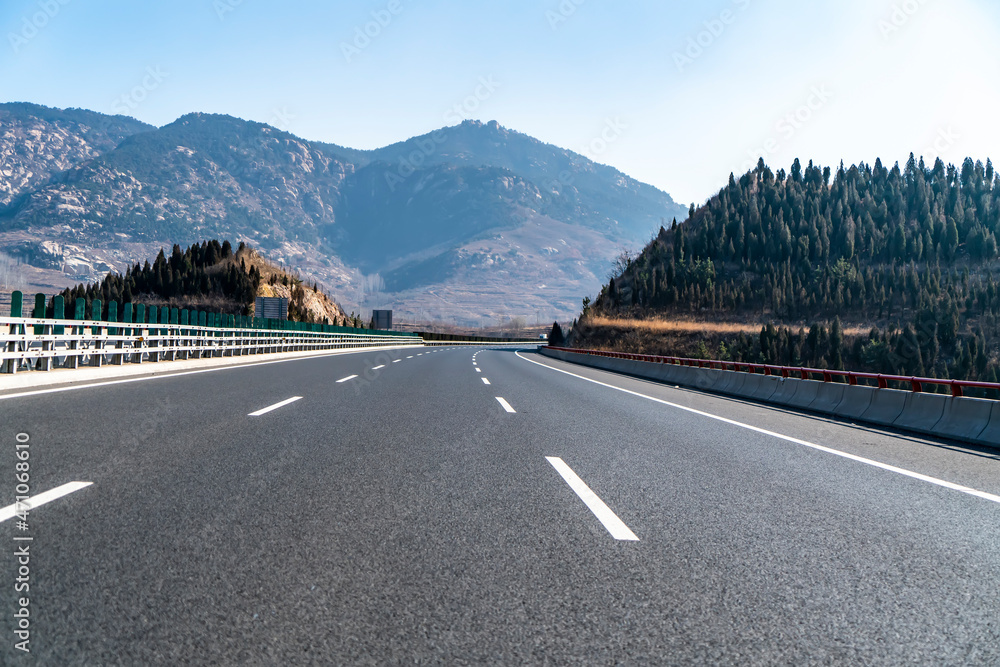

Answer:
[571,156,1000,386]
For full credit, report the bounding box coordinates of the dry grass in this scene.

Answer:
[587,315,869,336]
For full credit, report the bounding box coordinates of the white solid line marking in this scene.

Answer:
[496,397,516,413]
[392,359,401,363]
[546,457,639,541]
[482,378,491,385]
[248,396,303,416]
[336,375,358,383]
[0,482,93,522]
[371,365,385,370]
[516,352,1000,507]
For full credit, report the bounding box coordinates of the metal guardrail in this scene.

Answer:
[0,290,544,376]
[546,346,1000,399]
[1,315,420,374]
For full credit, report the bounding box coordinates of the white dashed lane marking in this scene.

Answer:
[495,397,516,413]
[248,396,303,416]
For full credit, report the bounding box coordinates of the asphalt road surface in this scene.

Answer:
[2,346,1000,664]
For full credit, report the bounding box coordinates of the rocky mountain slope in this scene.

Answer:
[0,103,153,208]
[0,104,685,323]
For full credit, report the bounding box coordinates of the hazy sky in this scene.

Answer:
[2,0,998,206]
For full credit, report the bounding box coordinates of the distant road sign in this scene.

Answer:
[254,296,288,320]
[372,309,392,330]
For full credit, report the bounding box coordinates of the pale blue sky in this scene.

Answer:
[2,0,998,205]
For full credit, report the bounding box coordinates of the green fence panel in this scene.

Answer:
[181,309,189,326]
[170,308,178,325]
[123,303,133,335]
[53,295,65,335]
[9,290,22,317]
[32,293,45,334]
[198,311,207,327]
[91,299,103,334]
[107,301,118,336]
[136,303,146,326]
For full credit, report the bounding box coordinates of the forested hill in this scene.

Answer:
[58,240,358,326]
[581,156,1000,385]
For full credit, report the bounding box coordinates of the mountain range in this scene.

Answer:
[0,102,684,323]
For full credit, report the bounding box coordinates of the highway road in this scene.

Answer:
[2,346,1000,664]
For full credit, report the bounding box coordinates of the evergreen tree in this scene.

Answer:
[548,322,565,346]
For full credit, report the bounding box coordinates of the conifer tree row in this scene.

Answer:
[585,156,1000,386]
[59,239,258,316]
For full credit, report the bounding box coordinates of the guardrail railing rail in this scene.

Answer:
[2,291,419,375]
[546,346,1000,400]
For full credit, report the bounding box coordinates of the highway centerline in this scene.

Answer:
[392,359,401,363]
[476,368,481,373]
[248,396,303,416]
[495,397,516,413]
[482,378,491,385]
[371,365,385,370]
[336,375,358,383]
[0,482,93,522]
[517,351,1000,507]
[546,457,639,541]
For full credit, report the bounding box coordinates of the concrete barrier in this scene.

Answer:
[670,365,701,387]
[538,348,1000,447]
[783,379,824,411]
[768,376,802,407]
[860,389,908,425]
[934,396,992,443]
[715,370,747,397]
[808,382,847,415]
[648,362,680,384]
[745,375,785,402]
[891,392,947,435]
[736,374,782,402]
[834,385,876,420]
[687,365,722,391]
[973,401,1000,446]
